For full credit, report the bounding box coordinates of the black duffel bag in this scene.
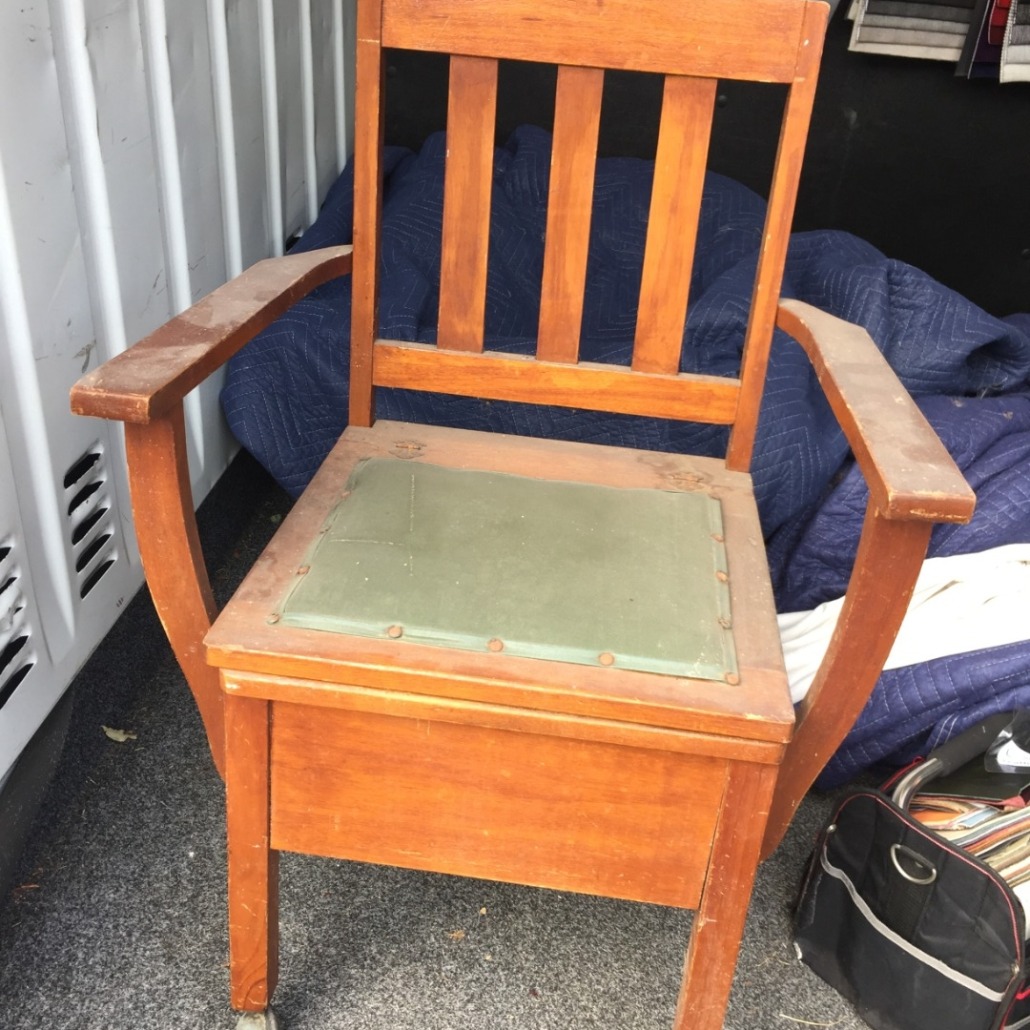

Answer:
[795,714,1030,1030]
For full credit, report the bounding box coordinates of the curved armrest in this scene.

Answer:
[763,299,976,859]
[71,245,352,425]
[68,243,351,780]
[777,298,975,523]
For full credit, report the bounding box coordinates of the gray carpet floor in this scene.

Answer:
[0,452,869,1030]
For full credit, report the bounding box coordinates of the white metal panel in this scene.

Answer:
[0,0,357,787]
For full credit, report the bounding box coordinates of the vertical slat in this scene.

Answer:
[298,0,319,225]
[437,55,498,353]
[632,75,717,375]
[726,2,827,470]
[536,65,604,364]
[206,0,243,278]
[348,1,385,428]
[258,0,284,256]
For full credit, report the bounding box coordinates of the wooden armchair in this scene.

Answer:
[71,1,975,1027]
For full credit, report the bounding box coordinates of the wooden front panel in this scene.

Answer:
[381,0,812,83]
[270,702,727,909]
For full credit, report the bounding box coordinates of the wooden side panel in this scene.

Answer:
[270,703,727,908]
[437,55,499,353]
[382,0,813,83]
[633,75,716,375]
[536,65,604,363]
[373,341,740,422]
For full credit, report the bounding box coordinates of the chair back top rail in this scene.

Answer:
[377,0,815,83]
[350,0,831,470]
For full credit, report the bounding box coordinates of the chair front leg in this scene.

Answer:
[225,691,279,1014]
[674,760,779,1030]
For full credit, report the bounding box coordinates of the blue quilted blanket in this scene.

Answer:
[222,126,1030,785]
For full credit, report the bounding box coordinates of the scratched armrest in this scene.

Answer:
[777,298,975,524]
[70,245,352,425]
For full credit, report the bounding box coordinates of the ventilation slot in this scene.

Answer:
[80,560,116,599]
[75,532,113,573]
[71,507,106,546]
[63,450,102,489]
[0,536,36,712]
[63,445,118,600]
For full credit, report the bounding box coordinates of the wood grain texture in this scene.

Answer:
[761,511,934,858]
[349,36,386,428]
[70,247,352,425]
[633,75,717,374]
[225,693,279,1012]
[536,65,604,363]
[125,410,224,777]
[206,420,795,749]
[68,2,982,1026]
[373,341,741,422]
[382,0,814,82]
[726,1,828,470]
[674,762,779,1030]
[437,55,498,353]
[776,298,976,522]
[269,702,728,908]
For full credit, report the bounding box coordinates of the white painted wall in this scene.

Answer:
[0,0,356,787]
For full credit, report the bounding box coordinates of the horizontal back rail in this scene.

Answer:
[373,340,741,423]
[380,0,813,83]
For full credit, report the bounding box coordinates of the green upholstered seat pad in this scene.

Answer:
[281,458,737,681]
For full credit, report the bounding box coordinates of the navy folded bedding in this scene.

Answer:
[222,125,1030,785]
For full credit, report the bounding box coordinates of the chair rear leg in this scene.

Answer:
[673,762,778,1030]
[225,693,279,1016]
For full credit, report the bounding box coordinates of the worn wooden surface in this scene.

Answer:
[726,0,827,471]
[762,511,934,858]
[266,698,728,908]
[381,0,814,82]
[633,76,717,375]
[125,410,224,775]
[778,298,977,522]
[208,421,793,748]
[536,65,603,364]
[67,0,982,1027]
[225,693,279,1012]
[70,246,351,424]
[437,55,498,353]
[372,343,742,423]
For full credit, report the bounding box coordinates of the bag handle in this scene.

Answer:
[892,712,1015,810]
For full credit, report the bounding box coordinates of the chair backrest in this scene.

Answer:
[349,0,830,472]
